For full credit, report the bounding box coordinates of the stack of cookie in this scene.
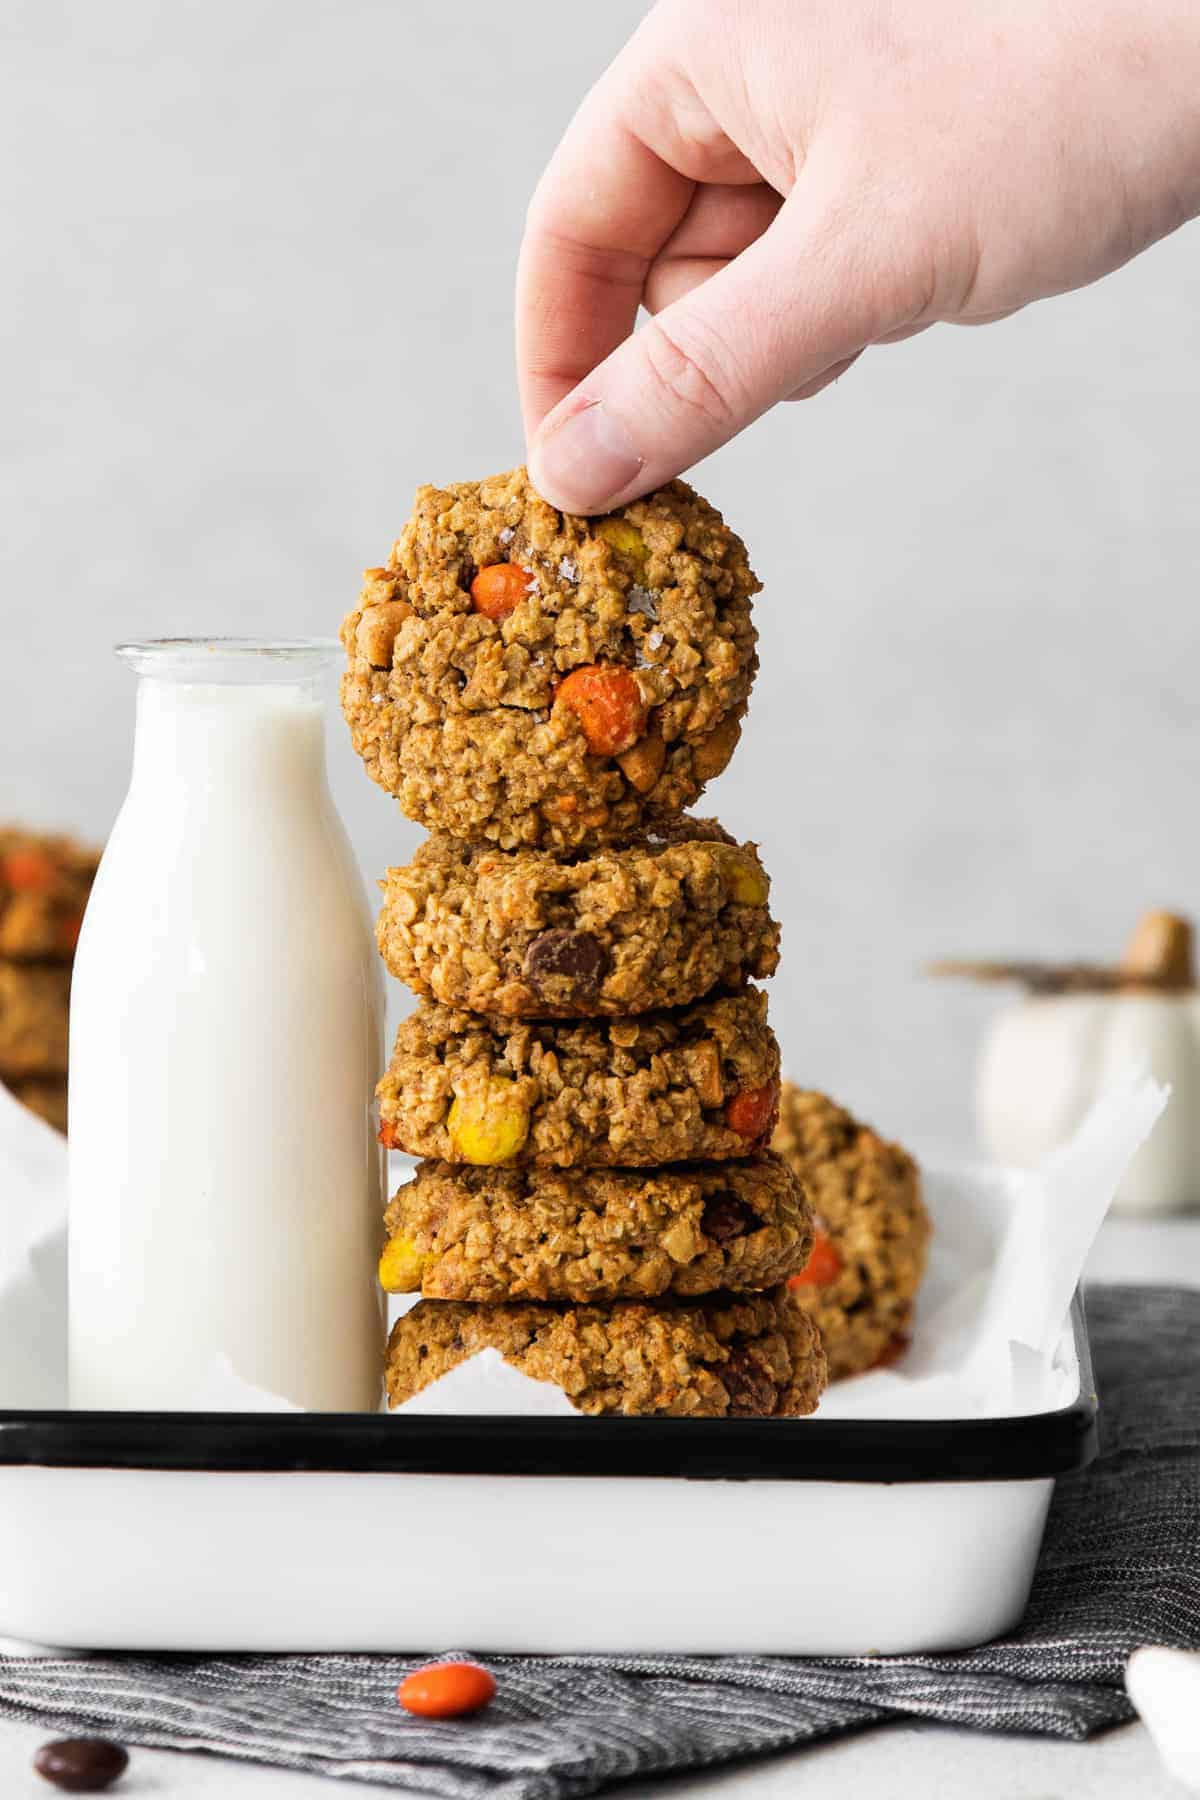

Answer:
[341,467,827,1417]
[0,829,98,1133]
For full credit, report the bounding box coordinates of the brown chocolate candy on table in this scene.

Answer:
[33,1738,129,1792]
[522,928,608,1008]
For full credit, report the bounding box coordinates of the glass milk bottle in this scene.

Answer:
[69,640,385,1411]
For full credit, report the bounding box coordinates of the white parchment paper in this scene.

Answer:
[395,1068,1166,1420]
[0,1070,1167,1418]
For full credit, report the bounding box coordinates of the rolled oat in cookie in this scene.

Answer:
[774,1085,930,1381]
[377,987,780,1167]
[385,1287,827,1417]
[340,466,759,849]
[378,1152,813,1303]
[375,817,779,1017]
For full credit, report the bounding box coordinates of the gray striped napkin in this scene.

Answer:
[0,1284,1194,1797]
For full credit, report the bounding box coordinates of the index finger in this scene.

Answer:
[516,84,695,440]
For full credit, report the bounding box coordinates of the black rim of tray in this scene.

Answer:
[0,1296,1097,1486]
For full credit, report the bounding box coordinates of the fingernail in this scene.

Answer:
[530,399,644,515]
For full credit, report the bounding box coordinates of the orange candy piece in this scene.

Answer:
[2,850,57,892]
[724,1083,778,1140]
[789,1229,843,1288]
[555,665,648,756]
[470,563,533,621]
[397,1661,497,1719]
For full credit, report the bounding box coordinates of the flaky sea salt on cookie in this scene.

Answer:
[340,467,759,850]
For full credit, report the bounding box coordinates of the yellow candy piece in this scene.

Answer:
[378,1235,431,1294]
[447,1078,530,1165]
[596,516,648,574]
[719,848,769,908]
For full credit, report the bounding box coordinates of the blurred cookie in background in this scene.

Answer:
[773,1083,930,1380]
[8,1076,68,1134]
[0,830,97,961]
[0,830,100,1133]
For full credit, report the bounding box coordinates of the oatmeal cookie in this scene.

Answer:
[774,1085,930,1380]
[386,1288,826,1417]
[376,819,779,1017]
[340,467,759,849]
[7,1076,68,1133]
[0,963,71,1077]
[379,1152,812,1303]
[377,988,780,1167]
[0,830,98,962]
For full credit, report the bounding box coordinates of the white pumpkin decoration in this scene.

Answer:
[938,911,1199,1217]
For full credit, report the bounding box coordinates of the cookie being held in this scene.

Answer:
[341,467,759,849]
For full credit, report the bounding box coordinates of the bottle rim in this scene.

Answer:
[115,638,342,683]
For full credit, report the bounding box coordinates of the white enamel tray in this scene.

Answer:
[0,1293,1094,1656]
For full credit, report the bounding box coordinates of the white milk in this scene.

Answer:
[68,642,385,1411]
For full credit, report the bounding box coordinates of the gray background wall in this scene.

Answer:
[3,0,1198,1157]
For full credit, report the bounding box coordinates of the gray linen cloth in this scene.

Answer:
[0,1284,1193,1797]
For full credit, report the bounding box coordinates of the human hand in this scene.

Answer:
[517,0,1200,513]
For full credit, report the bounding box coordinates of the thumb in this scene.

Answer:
[527,190,889,514]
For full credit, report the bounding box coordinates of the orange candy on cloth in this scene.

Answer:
[397,1661,497,1719]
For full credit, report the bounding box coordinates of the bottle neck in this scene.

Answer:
[128,676,330,809]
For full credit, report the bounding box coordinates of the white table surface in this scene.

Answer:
[2,1215,1197,1800]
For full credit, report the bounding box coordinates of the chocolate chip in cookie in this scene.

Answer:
[722,1347,777,1415]
[523,929,608,1007]
[701,1193,758,1244]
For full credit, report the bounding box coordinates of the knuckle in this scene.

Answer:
[637,313,741,433]
[844,164,982,327]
